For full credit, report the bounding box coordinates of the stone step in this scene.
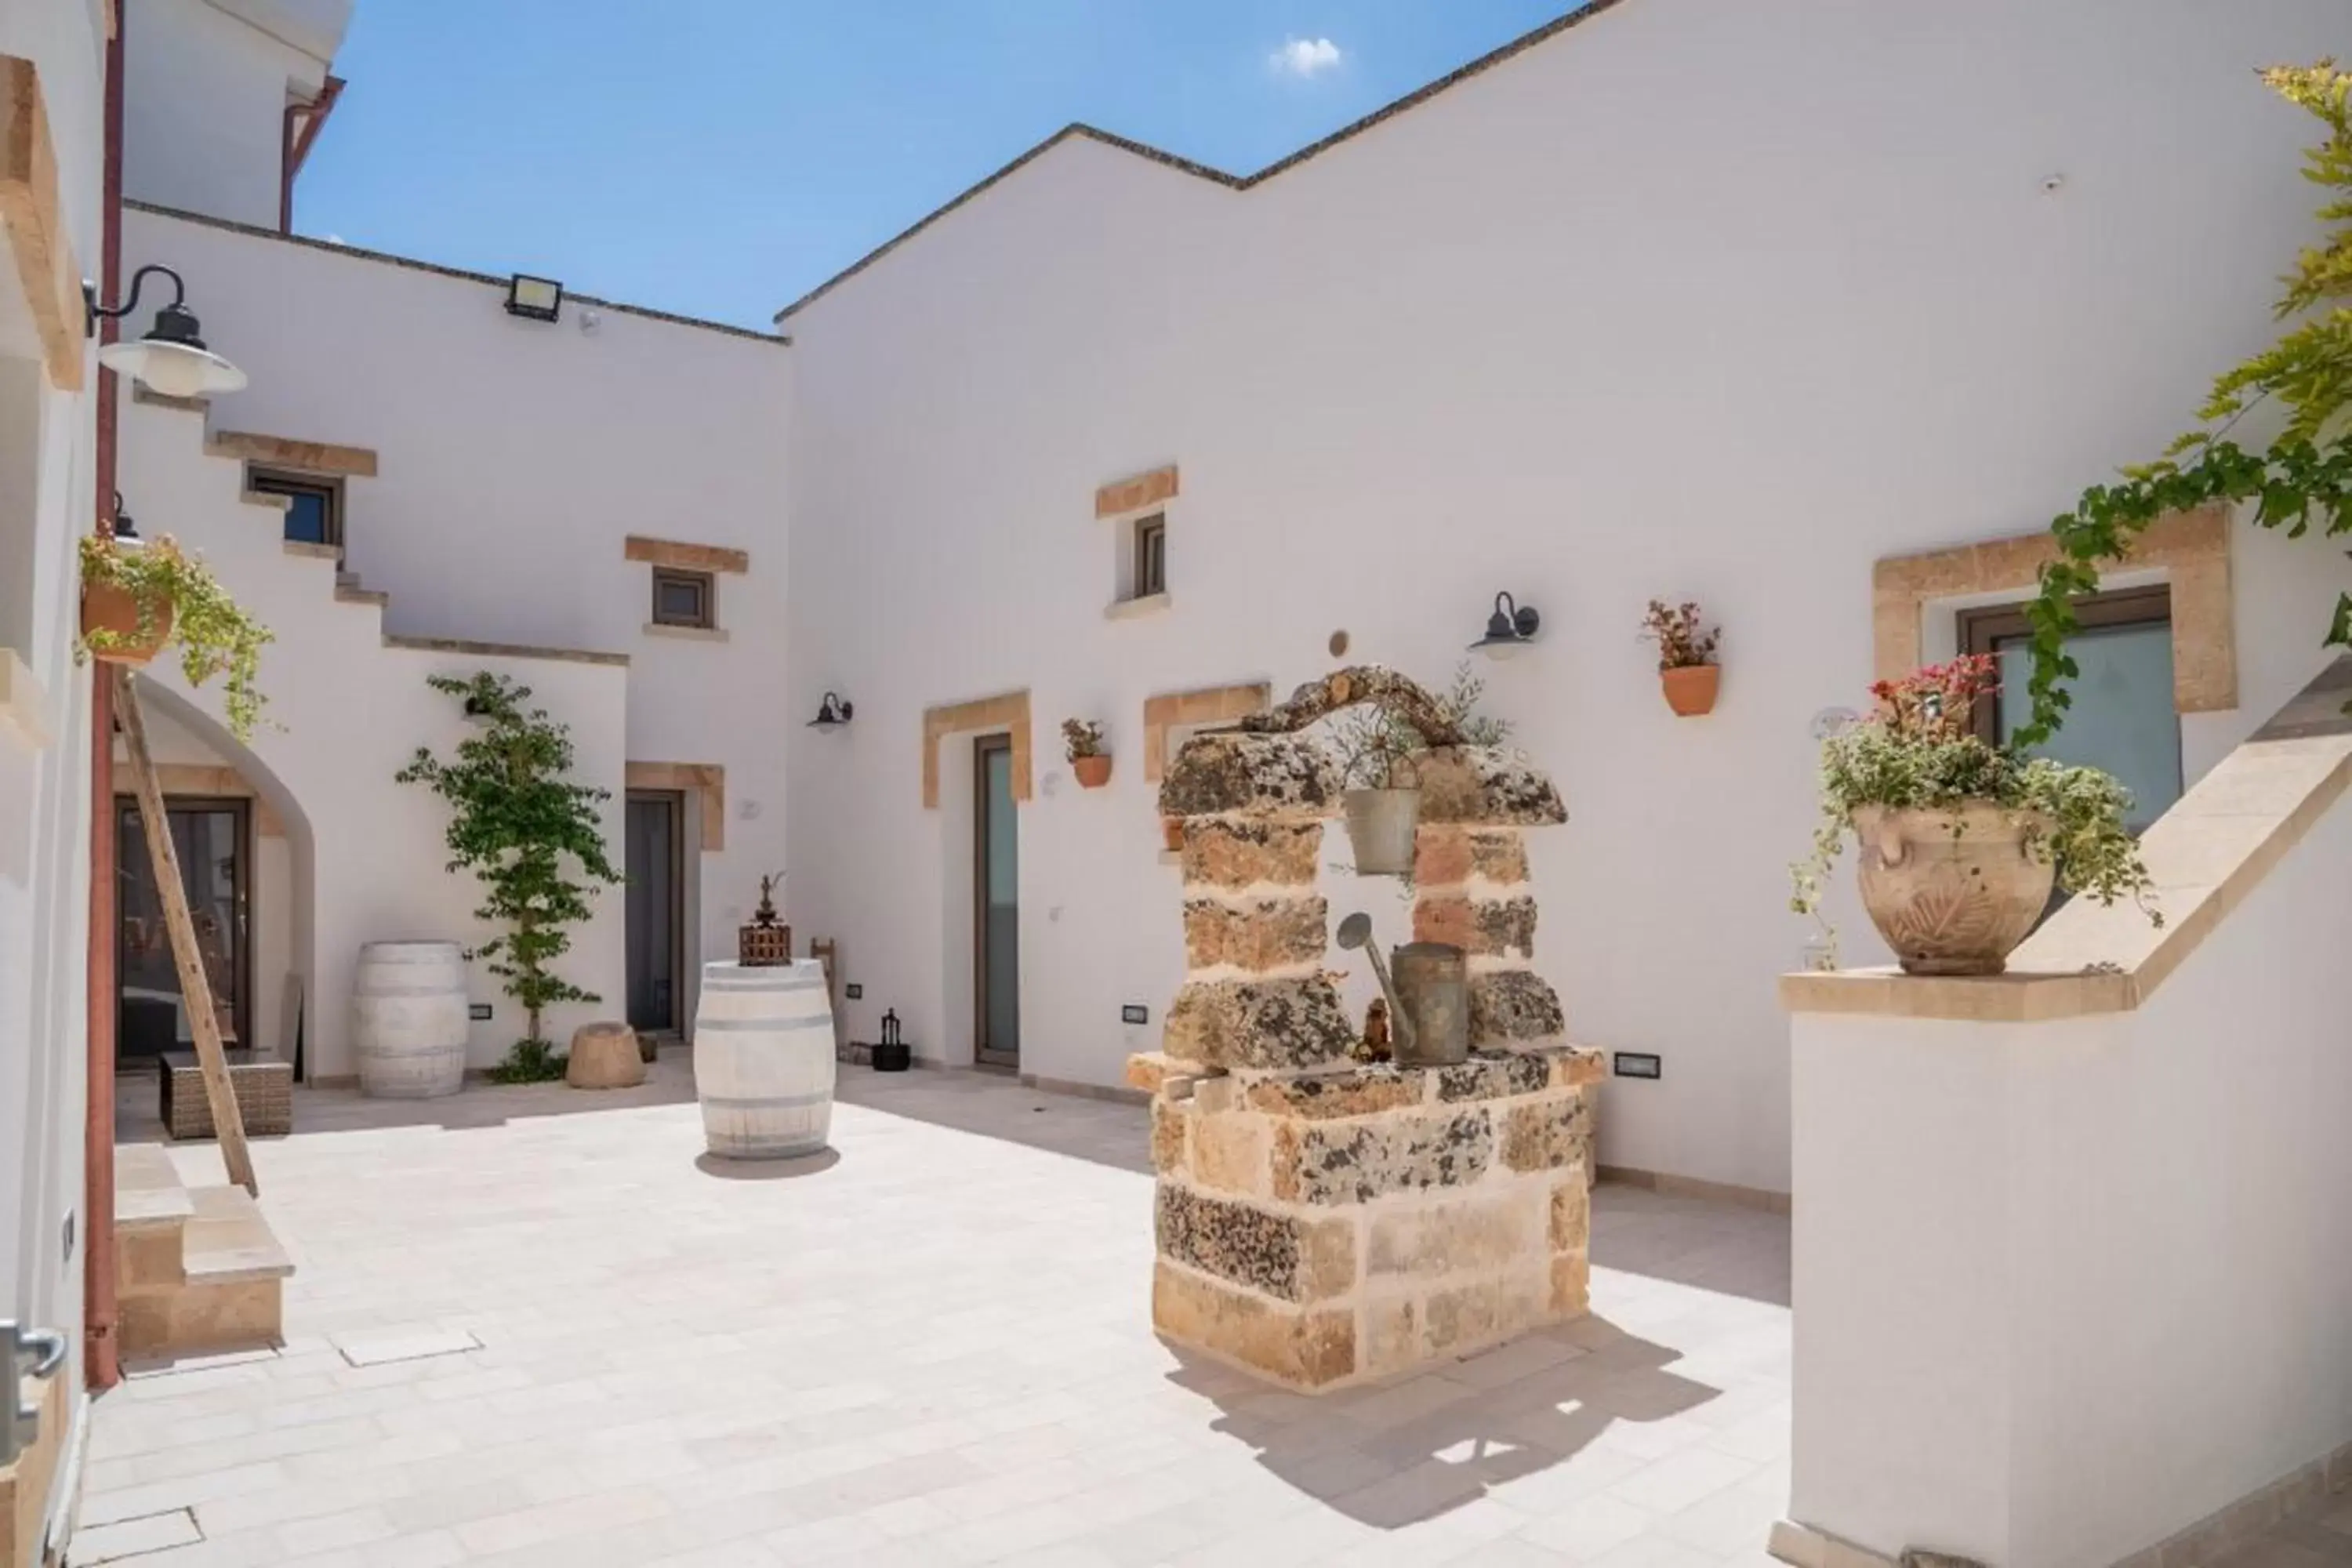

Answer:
[118,1187,292,1359]
[335,585,389,607]
[183,1185,292,1285]
[115,1144,194,1298]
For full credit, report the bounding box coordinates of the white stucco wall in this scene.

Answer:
[1788,789,2352,1565]
[121,0,342,229]
[782,0,2352,1193]
[115,207,792,1067]
[0,0,105,1457]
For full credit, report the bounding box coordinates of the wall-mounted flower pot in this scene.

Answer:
[1343,787,1421,877]
[1661,664,1720,717]
[1073,754,1112,789]
[1161,817,1185,853]
[82,581,172,667]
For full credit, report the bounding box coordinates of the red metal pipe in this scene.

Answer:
[279,75,343,234]
[84,0,125,1393]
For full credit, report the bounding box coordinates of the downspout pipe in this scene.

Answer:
[278,75,343,234]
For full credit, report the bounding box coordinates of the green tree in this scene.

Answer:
[2020,60,2352,746]
[396,673,621,1080]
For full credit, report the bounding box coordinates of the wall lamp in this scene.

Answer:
[85,264,247,397]
[505,274,564,322]
[1468,591,1541,660]
[111,492,137,541]
[808,691,854,731]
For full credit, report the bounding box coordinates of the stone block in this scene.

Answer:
[1468,829,1530,884]
[1151,1099,1188,1175]
[118,1279,283,1359]
[1550,1251,1590,1316]
[1160,732,1341,822]
[1190,1112,1270,1195]
[1368,1189,1542,1280]
[1181,820,1323,888]
[1422,1279,1497,1359]
[1413,826,1474,888]
[1363,1296,1420,1378]
[1501,1093,1595,1174]
[1156,1185,1356,1303]
[1414,746,1566,826]
[1543,1044,1606,1089]
[1163,978,1356,1070]
[1551,1172,1591,1253]
[1470,970,1565,1046]
[1432,1051,1552,1103]
[1242,1067,1422,1120]
[1183,896,1328,974]
[1272,1108,1493,1206]
[117,1225,185,1294]
[1152,1261,1358,1388]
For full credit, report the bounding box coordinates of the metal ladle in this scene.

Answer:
[1335,912,1414,1059]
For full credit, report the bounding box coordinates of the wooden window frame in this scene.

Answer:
[1958,584,2175,747]
[114,793,253,1055]
[246,466,343,548]
[651,566,716,630]
[1132,513,1167,601]
[973,732,1018,1069]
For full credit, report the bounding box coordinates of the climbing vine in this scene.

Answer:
[2019,60,2352,746]
[396,672,621,1081]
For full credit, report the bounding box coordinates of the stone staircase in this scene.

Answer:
[114,1145,292,1359]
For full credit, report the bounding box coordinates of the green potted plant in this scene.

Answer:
[78,532,273,740]
[1640,598,1721,717]
[1791,656,2158,975]
[1063,718,1112,789]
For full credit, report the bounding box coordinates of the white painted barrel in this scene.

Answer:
[693,960,836,1160]
[353,941,469,1099]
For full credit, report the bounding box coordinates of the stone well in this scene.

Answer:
[1132,670,1598,1392]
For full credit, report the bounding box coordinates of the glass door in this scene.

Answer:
[625,790,684,1035]
[116,797,249,1060]
[974,735,1020,1067]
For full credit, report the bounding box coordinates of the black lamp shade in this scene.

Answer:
[808,691,854,729]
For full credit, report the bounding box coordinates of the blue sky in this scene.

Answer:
[296,1,1580,330]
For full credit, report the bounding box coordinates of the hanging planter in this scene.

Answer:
[1161,817,1185,853]
[82,576,172,667]
[1062,718,1112,789]
[76,533,273,739]
[1327,662,1510,877]
[1641,598,1722,718]
[1342,788,1420,876]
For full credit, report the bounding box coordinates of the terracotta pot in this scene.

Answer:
[1161,817,1185,853]
[1853,804,2056,975]
[1073,753,1112,789]
[82,579,172,667]
[1660,663,1720,717]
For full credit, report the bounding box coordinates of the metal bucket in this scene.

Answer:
[1344,788,1421,877]
[1389,942,1468,1066]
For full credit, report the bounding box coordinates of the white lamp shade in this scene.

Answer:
[96,339,247,398]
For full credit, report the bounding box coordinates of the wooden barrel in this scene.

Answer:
[353,941,469,1098]
[693,959,836,1159]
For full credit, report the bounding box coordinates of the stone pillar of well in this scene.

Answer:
[1134,728,1596,1392]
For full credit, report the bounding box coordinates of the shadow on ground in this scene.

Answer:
[834,1065,1153,1174]
[1170,1318,1722,1527]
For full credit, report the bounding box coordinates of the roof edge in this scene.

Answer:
[774,0,1632,324]
[125,200,789,346]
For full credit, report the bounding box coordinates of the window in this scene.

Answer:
[247,468,339,547]
[1133,514,1167,600]
[651,567,715,630]
[1959,584,2182,833]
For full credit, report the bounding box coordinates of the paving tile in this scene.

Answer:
[70,1508,205,1564]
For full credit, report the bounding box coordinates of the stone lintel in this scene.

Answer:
[1160,732,1340,822]
[623,534,752,575]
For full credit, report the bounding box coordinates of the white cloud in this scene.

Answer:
[1270,37,1343,78]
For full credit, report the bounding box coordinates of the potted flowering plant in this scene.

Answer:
[1640,599,1721,716]
[1063,718,1112,789]
[1791,656,2158,974]
[78,532,273,741]
[1327,663,1510,876]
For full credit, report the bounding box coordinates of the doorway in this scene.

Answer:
[1959,584,2184,832]
[116,797,250,1062]
[973,733,1021,1067]
[625,790,685,1036]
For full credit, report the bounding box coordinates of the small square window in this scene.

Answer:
[1133,514,1167,600]
[652,568,714,629]
[248,467,340,547]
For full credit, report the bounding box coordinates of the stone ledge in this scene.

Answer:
[209,429,379,477]
[1096,464,1178,519]
[383,634,629,669]
[623,535,750,575]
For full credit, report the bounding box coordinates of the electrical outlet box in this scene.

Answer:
[1613,1051,1662,1080]
[469,1003,493,1022]
[845,983,863,1000]
[1122,1004,1149,1025]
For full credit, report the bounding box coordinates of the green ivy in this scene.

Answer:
[396,673,621,1073]
[2019,60,2352,746]
[78,533,274,741]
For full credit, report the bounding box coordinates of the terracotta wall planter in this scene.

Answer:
[1073,753,1112,789]
[1853,803,2056,975]
[82,582,172,667]
[1660,664,1719,717]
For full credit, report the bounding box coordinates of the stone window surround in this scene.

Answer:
[121,761,288,839]
[207,430,379,478]
[625,761,726,852]
[1,53,85,390]
[624,535,750,575]
[1099,466,1179,617]
[921,691,1032,809]
[1142,682,1272,783]
[1871,505,2234,713]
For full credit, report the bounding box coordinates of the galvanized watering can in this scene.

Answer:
[1337,913,1468,1067]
